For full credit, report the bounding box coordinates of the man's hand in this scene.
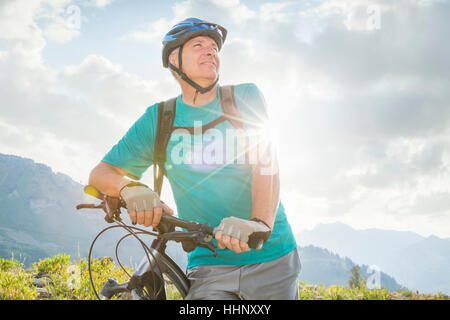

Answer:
[214,217,271,253]
[215,231,250,253]
[120,183,174,228]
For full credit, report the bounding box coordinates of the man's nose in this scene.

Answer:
[204,46,217,56]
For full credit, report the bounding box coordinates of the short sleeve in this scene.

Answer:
[102,105,158,180]
[234,83,269,131]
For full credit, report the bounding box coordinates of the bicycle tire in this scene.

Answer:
[132,248,190,300]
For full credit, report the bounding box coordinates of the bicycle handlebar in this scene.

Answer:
[80,185,213,233]
[76,184,263,251]
[76,185,214,241]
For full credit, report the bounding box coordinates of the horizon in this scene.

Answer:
[3,149,449,240]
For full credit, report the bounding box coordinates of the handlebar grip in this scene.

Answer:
[247,237,264,250]
[84,185,105,200]
[80,185,124,223]
[159,213,214,234]
[212,228,267,250]
[160,212,183,225]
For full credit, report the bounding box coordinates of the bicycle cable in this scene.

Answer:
[114,221,163,299]
[114,227,166,299]
[88,219,167,300]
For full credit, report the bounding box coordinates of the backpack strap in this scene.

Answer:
[153,97,177,196]
[153,85,242,195]
[220,85,243,130]
[172,85,243,134]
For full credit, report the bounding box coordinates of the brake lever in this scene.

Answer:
[76,198,123,224]
[76,203,103,210]
[197,241,217,257]
[103,196,123,223]
[159,231,217,257]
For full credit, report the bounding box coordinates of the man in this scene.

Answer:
[88,18,300,300]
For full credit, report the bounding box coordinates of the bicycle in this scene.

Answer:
[76,185,263,300]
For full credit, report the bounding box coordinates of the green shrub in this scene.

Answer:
[0,269,37,300]
[33,256,132,300]
[33,253,70,275]
[0,257,22,272]
[359,282,392,300]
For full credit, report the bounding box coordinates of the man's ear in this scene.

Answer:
[168,51,179,68]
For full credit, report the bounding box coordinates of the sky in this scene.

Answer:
[1,0,450,238]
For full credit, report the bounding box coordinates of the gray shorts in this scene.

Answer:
[185,248,301,300]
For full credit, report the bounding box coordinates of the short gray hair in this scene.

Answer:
[168,47,180,79]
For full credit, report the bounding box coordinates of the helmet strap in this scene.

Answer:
[169,44,219,104]
[178,44,183,70]
[193,89,199,104]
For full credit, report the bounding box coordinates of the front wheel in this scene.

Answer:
[131,249,190,300]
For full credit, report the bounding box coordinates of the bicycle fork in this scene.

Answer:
[99,249,166,300]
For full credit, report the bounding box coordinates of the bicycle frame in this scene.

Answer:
[78,185,212,300]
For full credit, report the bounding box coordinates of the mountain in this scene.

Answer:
[0,153,186,270]
[296,222,450,294]
[297,245,403,291]
[0,153,95,264]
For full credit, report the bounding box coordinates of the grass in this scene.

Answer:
[297,281,449,300]
[0,255,448,300]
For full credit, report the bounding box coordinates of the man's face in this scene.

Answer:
[170,36,220,84]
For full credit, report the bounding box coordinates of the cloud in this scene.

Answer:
[123,0,257,45]
[39,3,82,43]
[0,49,177,151]
[81,0,114,8]
[259,1,299,23]
[0,1,43,43]
[0,0,84,46]
[355,139,446,190]
[0,0,177,181]
[220,0,450,231]
[119,1,450,220]
[123,18,173,45]
[173,0,256,26]
[410,192,450,217]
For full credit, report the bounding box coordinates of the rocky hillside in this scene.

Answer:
[0,153,185,269]
[297,222,450,294]
[298,245,403,292]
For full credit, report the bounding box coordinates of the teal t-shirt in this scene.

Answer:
[102,83,297,269]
